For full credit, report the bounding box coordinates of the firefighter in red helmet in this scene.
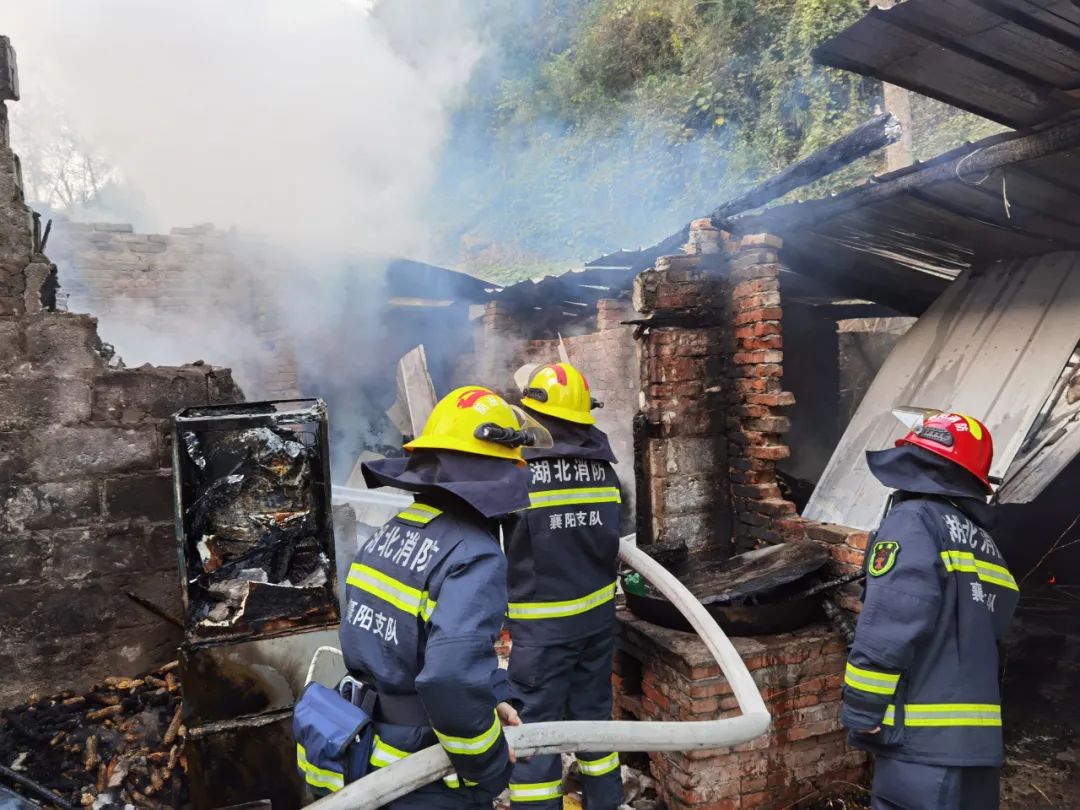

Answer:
[842,409,1018,810]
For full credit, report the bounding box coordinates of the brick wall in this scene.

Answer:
[721,234,800,555]
[615,611,868,809]
[48,220,300,400]
[634,221,732,550]
[0,90,243,707]
[623,225,875,807]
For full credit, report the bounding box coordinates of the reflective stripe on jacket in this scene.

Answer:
[504,457,622,643]
[340,501,512,794]
[842,497,1018,767]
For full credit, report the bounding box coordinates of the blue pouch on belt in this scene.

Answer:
[293,681,376,796]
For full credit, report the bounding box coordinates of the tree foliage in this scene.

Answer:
[10,91,119,212]
[436,0,881,281]
[433,0,1002,282]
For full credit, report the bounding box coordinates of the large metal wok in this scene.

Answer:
[622,543,834,635]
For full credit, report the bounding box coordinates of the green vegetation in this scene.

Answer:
[431,0,1003,282]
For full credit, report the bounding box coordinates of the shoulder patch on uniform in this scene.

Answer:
[868,540,901,577]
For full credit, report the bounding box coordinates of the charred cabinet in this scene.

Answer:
[171,400,343,809]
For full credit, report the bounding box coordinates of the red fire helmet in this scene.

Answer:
[894,410,994,492]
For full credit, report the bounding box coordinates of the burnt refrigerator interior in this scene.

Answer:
[171,400,342,809]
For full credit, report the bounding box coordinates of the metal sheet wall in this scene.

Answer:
[805,252,1080,529]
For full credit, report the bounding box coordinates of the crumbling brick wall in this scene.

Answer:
[634,222,732,550]
[0,88,242,707]
[48,219,300,400]
[720,233,800,555]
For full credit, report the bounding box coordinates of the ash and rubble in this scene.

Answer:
[181,425,332,630]
[0,662,187,809]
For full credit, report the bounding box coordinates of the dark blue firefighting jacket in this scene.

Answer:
[504,410,622,644]
[339,451,530,796]
[842,445,1019,767]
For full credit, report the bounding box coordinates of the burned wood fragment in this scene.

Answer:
[712,112,902,225]
[125,591,186,629]
[83,735,99,771]
[162,706,183,746]
[86,705,123,721]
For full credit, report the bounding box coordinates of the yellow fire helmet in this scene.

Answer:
[404,386,552,464]
[521,362,602,426]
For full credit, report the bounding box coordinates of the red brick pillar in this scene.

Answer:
[724,234,800,553]
[634,220,732,552]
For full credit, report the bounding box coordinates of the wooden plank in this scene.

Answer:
[806,253,1080,529]
[392,345,437,438]
[962,0,1080,69]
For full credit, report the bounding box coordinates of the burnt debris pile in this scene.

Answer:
[174,401,339,637]
[0,662,187,809]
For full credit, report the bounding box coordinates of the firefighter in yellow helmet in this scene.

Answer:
[504,363,625,808]
[297,387,550,808]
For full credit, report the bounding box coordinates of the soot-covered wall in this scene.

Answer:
[0,82,242,707]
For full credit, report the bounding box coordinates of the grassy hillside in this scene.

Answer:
[427,0,1002,282]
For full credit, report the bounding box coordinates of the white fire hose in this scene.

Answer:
[310,519,771,810]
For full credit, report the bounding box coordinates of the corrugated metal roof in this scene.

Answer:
[732,124,1080,314]
[804,252,1080,530]
[814,0,1080,129]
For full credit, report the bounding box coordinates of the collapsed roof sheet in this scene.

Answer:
[814,0,1080,129]
[805,252,1080,530]
[999,344,1080,502]
[731,121,1080,314]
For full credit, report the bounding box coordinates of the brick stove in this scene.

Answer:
[615,610,865,810]
[626,219,872,808]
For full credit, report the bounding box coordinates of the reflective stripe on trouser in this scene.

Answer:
[296,743,344,792]
[872,755,1001,810]
[434,711,502,757]
[509,780,563,803]
[370,735,477,789]
[507,581,616,621]
[844,662,900,697]
[508,631,624,809]
[882,703,1002,727]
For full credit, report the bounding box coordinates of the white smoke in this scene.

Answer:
[3,0,482,259]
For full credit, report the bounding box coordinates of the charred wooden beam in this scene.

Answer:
[0,764,77,810]
[732,117,1080,236]
[711,112,902,225]
[126,591,184,629]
